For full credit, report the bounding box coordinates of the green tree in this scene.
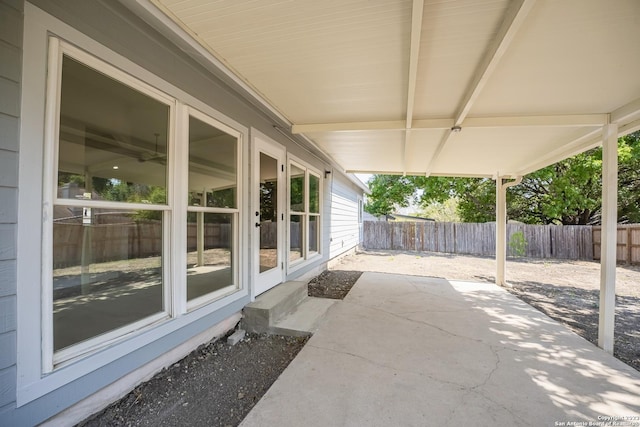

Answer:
[618,132,640,223]
[418,198,461,222]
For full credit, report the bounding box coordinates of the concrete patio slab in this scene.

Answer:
[241,272,640,426]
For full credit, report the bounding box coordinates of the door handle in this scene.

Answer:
[255,222,261,228]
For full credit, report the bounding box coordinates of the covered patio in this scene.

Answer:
[127,0,640,352]
[241,272,640,425]
[6,1,640,425]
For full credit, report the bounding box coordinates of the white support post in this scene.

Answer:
[496,175,522,286]
[598,123,618,353]
[496,177,507,286]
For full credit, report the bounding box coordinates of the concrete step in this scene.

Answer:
[271,297,337,337]
[242,281,308,334]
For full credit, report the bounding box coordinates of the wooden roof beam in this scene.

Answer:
[516,128,603,176]
[291,119,452,133]
[611,97,640,125]
[292,114,606,134]
[424,0,536,176]
[402,0,425,174]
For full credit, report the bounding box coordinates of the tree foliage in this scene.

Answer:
[364,131,640,225]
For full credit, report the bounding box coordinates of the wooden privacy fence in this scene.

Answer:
[51,220,640,267]
[363,221,595,261]
[54,221,232,268]
[593,224,640,265]
[258,222,315,250]
[53,221,314,268]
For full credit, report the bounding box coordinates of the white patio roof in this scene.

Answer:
[130,0,640,178]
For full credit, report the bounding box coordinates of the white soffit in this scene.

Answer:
[413,0,511,118]
[305,130,407,174]
[430,126,603,177]
[147,0,640,178]
[155,0,412,124]
[471,0,640,116]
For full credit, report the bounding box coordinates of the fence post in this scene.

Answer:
[628,226,632,265]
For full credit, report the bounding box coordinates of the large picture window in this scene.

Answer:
[44,41,243,368]
[52,51,172,363]
[288,159,322,268]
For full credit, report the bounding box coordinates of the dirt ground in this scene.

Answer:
[79,334,308,427]
[332,249,640,371]
[308,270,363,299]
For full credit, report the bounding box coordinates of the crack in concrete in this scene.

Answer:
[441,346,529,426]
[346,299,492,347]
[472,344,502,391]
[469,347,531,426]
[307,343,469,390]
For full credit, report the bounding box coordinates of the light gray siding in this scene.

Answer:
[2,0,342,424]
[329,172,362,259]
[0,0,22,417]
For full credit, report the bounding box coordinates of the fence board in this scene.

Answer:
[593,224,640,264]
[363,221,600,261]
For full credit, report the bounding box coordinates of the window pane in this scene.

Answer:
[259,153,278,273]
[309,174,320,214]
[57,56,169,204]
[290,164,305,212]
[187,213,234,301]
[289,214,303,262]
[309,215,319,253]
[53,207,163,351]
[188,116,237,208]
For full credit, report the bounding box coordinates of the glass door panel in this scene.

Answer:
[259,153,278,273]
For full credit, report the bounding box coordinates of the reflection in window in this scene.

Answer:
[290,164,305,212]
[46,45,245,366]
[259,153,278,273]
[52,208,163,351]
[288,162,321,266]
[309,215,319,253]
[57,56,169,204]
[188,116,237,208]
[186,213,233,300]
[309,174,319,214]
[53,54,170,353]
[289,214,303,262]
[309,174,320,254]
[187,113,239,304]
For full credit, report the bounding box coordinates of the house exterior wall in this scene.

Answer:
[1,1,364,425]
[0,0,23,415]
[329,171,363,259]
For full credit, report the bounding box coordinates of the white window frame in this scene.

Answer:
[287,155,322,273]
[184,106,242,311]
[17,4,249,405]
[44,39,177,371]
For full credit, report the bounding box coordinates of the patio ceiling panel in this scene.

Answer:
[403,129,449,174]
[140,0,640,178]
[305,130,407,174]
[413,0,510,118]
[429,126,603,177]
[470,0,640,117]
[156,0,412,124]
